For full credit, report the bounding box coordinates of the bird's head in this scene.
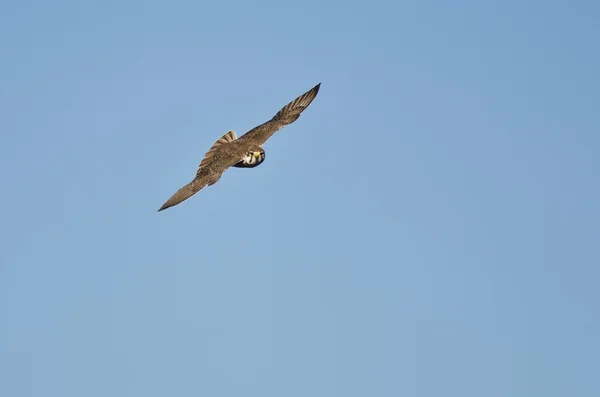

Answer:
[233,144,265,168]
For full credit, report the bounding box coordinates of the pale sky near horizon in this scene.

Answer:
[1,1,599,396]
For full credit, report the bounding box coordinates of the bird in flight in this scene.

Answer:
[158,83,321,211]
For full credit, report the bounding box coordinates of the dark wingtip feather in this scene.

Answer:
[309,83,321,97]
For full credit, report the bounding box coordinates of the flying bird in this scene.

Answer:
[158,83,321,211]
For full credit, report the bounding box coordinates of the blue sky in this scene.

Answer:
[1,0,599,396]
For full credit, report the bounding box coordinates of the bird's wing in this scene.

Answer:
[238,83,320,146]
[158,177,206,212]
[197,130,237,175]
[157,169,224,212]
[158,130,237,212]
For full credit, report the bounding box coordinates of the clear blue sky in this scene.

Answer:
[1,1,599,396]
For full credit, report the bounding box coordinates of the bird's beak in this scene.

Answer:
[253,152,262,158]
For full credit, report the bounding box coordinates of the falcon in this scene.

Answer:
[158,83,321,211]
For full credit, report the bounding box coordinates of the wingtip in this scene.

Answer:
[305,82,320,99]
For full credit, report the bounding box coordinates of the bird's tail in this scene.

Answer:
[158,178,207,212]
[271,83,321,125]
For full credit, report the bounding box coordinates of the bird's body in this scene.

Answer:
[158,83,321,211]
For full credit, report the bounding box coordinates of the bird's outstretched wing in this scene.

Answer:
[157,177,207,212]
[157,168,223,211]
[238,83,320,146]
[158,131,236,212]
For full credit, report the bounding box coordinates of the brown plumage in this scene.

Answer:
[158,83,321,212]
